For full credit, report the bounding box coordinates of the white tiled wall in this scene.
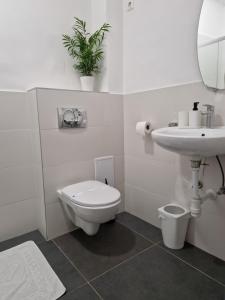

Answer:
[0,91,45,241]
[124,82,225,261]
[2,84,225,261]
[34,88,124,239]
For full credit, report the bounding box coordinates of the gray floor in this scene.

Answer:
[1,212,225,299]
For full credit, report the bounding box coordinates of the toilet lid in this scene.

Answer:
[61,181,121,207]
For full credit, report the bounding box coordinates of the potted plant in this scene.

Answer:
[63,17,110,91]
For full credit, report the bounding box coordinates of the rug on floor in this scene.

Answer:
[0,241,66,300]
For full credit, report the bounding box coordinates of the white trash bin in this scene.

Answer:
[158,204,190,250]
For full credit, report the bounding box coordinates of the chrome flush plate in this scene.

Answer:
[58,107,87,128]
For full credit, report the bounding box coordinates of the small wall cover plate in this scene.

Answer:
[127,0,134,11]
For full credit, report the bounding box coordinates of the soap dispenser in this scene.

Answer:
[189,102,201,128]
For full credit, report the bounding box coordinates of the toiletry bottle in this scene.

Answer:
[189,102,201,128]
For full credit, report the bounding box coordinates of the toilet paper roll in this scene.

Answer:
[136,121,151,136]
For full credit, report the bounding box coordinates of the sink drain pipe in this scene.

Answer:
[190,159,217,218]
[190,159,202,217]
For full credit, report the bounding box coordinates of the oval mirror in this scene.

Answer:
[198,0,225,90]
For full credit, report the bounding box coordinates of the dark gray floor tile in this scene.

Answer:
[38,241,85,292]
[0,230,45,251]
[54,221,151,280]
[161,242,225,285]
[117,212,162,242]
[61,285,100,300]
[92,246,225,300]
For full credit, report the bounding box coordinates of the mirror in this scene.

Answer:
[198,0,225,90]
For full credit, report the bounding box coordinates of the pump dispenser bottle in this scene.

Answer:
[189,102,201,128]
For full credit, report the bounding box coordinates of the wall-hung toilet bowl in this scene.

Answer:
[57,181,121,236]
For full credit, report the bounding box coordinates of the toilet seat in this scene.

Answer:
[58,180,121,235]
[61,180,120,208]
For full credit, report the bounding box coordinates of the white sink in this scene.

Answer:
[152,127,225,157]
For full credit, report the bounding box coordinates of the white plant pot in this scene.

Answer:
[80,76,94,91]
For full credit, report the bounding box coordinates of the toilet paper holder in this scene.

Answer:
[136,121,152,136]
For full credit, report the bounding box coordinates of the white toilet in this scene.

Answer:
[57,180,121,235]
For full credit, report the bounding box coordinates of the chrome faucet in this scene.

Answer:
[202,104,215,128]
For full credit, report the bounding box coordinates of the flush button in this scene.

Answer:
[58,107,87,129]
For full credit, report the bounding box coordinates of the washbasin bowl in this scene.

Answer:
[152,127,225,157]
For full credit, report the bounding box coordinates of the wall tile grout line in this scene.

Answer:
[158,245,225,288]
[89,242,160,284]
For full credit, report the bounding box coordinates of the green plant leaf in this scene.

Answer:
[62,17,110,76]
